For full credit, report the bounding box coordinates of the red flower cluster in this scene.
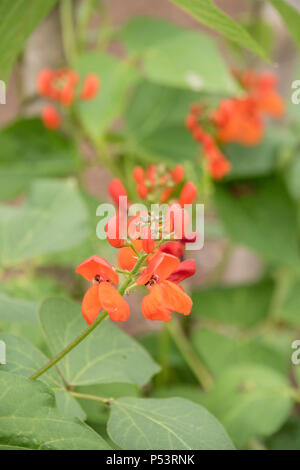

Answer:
[37,68,100,130]
[107,177,199,259]
[213,71,284,146]
[132,165,197,207]
[186,105,231,181]
[77,164,198,323]
[186,70,284,181]
[76,252,195,324]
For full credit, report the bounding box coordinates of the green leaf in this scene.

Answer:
[267,418,300,450]
[76,383,139,426]
[214,177,300,269]
[41,192,116,269]
[269,0,300,50]
[73,52,138,142]
[122,17,238,93]
[108,397,235,450]
[151,385,205,405]
[244,19,275,57]
[0,332,60,388]
[191,280,273,327]
[0,292,38,323]
[0,332,87,421]
[144,31,238,93]
[0,0,57,80]
[279,277,300,326]
[192,329,290,377]
[125,80,199,162]
[0,179,89,267]
[0,119,77,201]
[122,16,182,54]
[169,0,268,60]
[202,364,293,447]
[0,292,44,349]
[39,297,160,387]
[1,274,69,301]
[285,150,300,200]
[0,372,110,449]
[0,322,44,351]
[54,390,87,421]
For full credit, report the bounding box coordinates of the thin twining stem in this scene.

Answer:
[30,253,148,381]
[167,317,214,391]
[68,390,115,405]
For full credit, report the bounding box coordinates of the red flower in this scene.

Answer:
[37,68,78,106]
[185,113,198,132]
[137,182,148,199]
[105,214,126,248]
[165,203,190,239]
[133,166,145,184]
[171,165,185,184]
[167,259,196,283]
[81,74,100,100]
[213,97,264,146]
[210,158,231,181]
[108,179,128,207]
[37,69,54,96]
[42,105,61,130]
[160,241,185,259]
[137,252,193,322]
[179,182,197,206]
[76,256,129,324]
[118,240,143,271]
[142,227,155,254]
[204,144,231,180]
[160,187,174,203]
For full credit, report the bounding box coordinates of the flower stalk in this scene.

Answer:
[31,252,148,381]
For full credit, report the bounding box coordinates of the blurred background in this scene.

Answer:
[1,0,300,450]
[1,0,299,332]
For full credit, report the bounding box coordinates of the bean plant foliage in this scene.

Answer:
[0,0,300,452]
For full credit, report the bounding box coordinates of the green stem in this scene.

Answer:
[266,268,291,325]
[155,324,171,387]
[289,388,300,403]
[60,0,77,63]
[127,240,140,258]
[77,0,98,50]
[248,439,267,451]
[209,241,233,285]
[68,390,114,405]
[30,310,108,380]
[30,253,148,381]
[116,268,131,275]
[167,317,214,391]
[119,254,148,295]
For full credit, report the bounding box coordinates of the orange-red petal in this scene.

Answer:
[108,179,128,207]
[117,240,142,271]
[167,259,196,283]
[171,165,185,184]
[159,280,193,316]
[160,241,185,259]
[99,282,130,322]
[81,74,100,100]
[105,214,126,248]
[76,255,118,284]
[133,166,145,183]
[137,252,180,285]
[141,287,172,322]
[141,280,192,321]
[179,182,197,206]
[41,105,61,130]
[81,283,102,325]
